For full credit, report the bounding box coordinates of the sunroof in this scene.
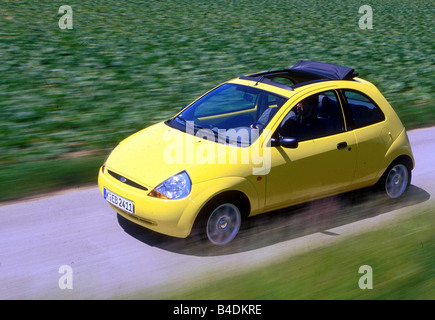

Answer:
[239,60,358,90]
[290,60,358,81]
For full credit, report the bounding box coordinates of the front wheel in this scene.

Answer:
[384,163,411,199]
[205,203,242,246]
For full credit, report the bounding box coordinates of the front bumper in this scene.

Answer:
[98,166,196,238]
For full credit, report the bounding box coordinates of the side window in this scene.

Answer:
[278,90,345,141]
[343,90,385,128]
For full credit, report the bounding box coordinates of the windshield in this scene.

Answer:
[167,83,288,146]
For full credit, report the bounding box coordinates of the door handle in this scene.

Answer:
[337,142,348,150]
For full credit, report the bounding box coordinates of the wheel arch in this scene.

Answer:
[177,176,257,237]
[199,190,251,219]
[376,153,413,188]
[392,154,414,172]
[380,154,414,179]
[189,189,251,240]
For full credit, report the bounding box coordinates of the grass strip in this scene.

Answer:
[160,208,434,300]
[0,155,104,202]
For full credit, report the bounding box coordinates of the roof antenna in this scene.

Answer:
[255,74,265,86]
[255,65,274,85]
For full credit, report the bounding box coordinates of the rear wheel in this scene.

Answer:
[383,163,411,199]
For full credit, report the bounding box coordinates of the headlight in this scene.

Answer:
[148,171,191,200]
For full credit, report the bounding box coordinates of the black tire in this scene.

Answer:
[379,161,411,199]
[194,199,243,246]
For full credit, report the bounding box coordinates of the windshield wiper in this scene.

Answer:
[172,115,186,124]
[171,116,213,133]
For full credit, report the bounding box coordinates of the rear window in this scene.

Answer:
[343,90,385,128]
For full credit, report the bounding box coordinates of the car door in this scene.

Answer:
[340,89,388,187]
[265,90,357,210]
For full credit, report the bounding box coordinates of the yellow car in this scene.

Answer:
[98,60,414,245]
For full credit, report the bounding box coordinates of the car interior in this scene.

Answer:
[277,91,345,141]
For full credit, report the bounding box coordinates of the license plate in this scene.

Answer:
[104,188,134,214]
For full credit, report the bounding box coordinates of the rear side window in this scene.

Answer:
[343,90,385,128]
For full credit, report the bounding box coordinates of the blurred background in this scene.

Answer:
[0,0,433,201]
[0,0,433,300]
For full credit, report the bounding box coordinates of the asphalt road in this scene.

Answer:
[0,126,433,299]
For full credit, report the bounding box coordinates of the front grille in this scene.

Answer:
[108,170,148,191]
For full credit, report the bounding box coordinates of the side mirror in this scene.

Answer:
[180,105,187,111]
[271,136,298,148]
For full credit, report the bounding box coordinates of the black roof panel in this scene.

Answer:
[290,60,358,81]
[239,60,358,90]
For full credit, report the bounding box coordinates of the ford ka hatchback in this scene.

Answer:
[98,60,414,245]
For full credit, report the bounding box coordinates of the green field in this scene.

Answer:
[0,0,434,200]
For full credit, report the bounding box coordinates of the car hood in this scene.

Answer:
[105,122,256,189]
